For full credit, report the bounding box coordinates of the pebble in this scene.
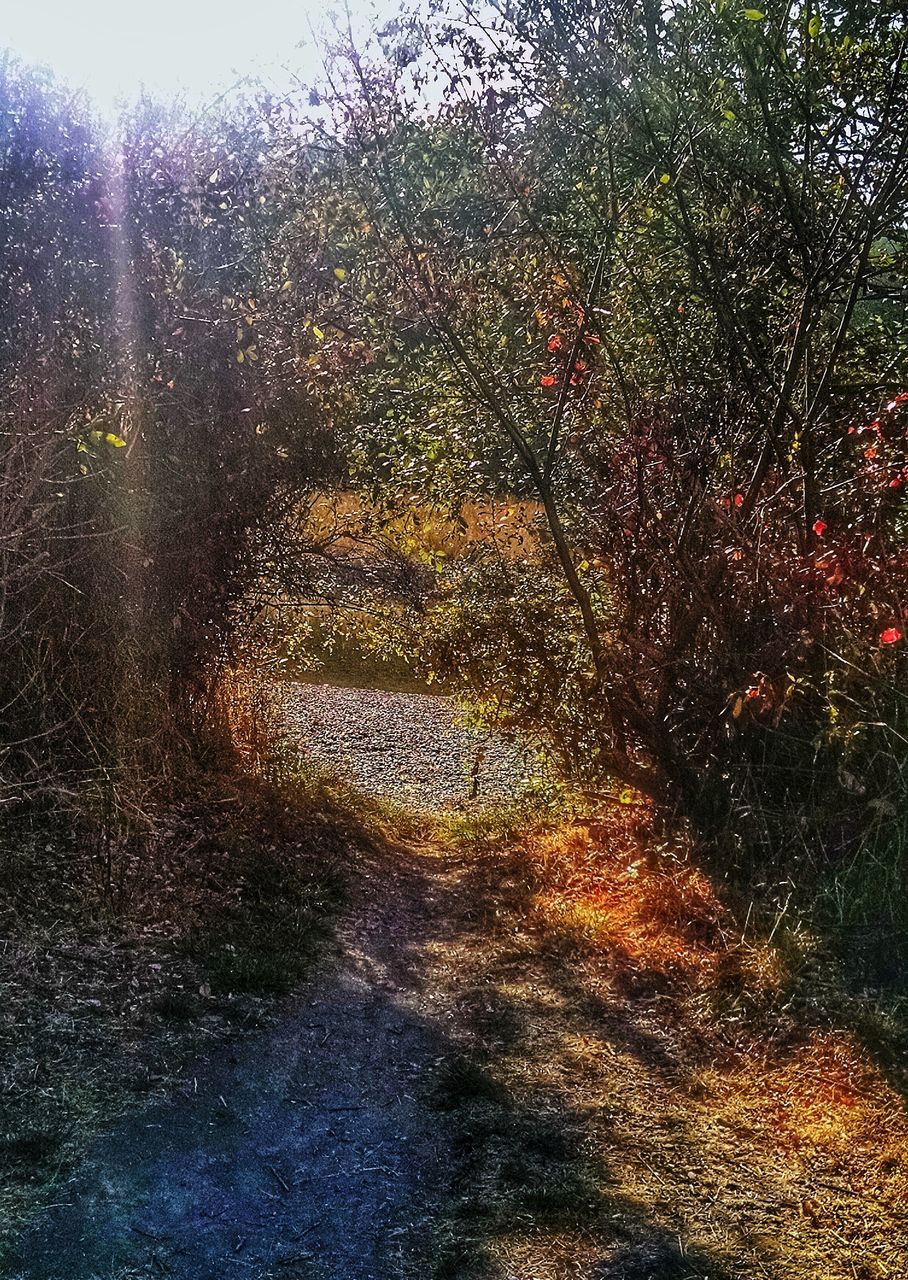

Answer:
[281,681,541,811]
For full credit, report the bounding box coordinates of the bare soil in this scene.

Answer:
[6,835,463,1280]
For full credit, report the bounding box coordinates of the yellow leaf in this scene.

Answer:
[659,173,671,184]
[105,432,126,447]
[281,279,293,291]
[236,350,245,363]
[312,326,325,341]
[334,267,346,280]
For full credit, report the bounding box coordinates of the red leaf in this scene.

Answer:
[880,627,902,645]
[812,519,827,536]
[734,493,744,508]
[546,335,563,353]
[540,374,557,387]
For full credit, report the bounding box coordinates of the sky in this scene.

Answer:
[1,0,372,115]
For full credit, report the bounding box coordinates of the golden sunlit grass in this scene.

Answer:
[305,490,543,563]
[263,492,546,693]
[428,800,908,1279]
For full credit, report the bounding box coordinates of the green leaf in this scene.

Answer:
[742,7,765,18]
[808,14,820,37]
[659,172,671,184]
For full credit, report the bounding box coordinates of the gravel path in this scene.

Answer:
[283,681,540,810]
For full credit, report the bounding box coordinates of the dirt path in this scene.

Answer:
[7,835,469,1280]
[6,685,907,1279]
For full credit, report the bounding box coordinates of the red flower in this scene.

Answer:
[812,519,827,537]
[540,374,557,387]
[734,493,744,508]
[880,627,902,645]
[890,477,903,490]
[546,335,563,353]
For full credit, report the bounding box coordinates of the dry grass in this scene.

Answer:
[305,491,543,563]
[425,802,908,1279]
[263,492,545,692]
[0,760,348,1261]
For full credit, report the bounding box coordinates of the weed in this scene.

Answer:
[429,1056,510,1112]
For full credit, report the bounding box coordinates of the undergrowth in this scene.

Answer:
[0,759,351,1259]
[425,801,908,1279]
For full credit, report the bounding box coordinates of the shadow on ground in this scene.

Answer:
[7,802,906,1279]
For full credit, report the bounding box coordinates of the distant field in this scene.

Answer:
[255,491,546,693]
[304,491,544,563]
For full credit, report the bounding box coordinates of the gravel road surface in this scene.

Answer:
[283,681,540,810]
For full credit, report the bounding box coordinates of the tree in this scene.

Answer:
[307,0,908,855]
